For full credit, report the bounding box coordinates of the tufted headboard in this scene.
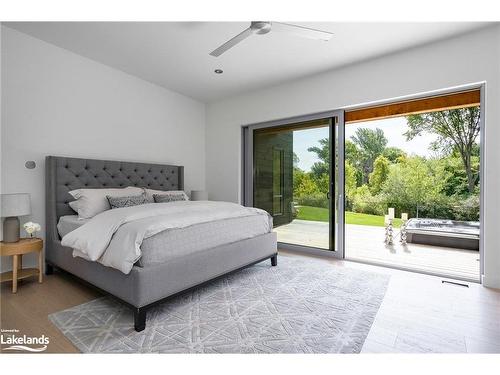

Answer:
[45,156,184,242]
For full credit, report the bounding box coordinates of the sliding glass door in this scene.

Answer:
[244,111,345,258]
[244,87,483,281]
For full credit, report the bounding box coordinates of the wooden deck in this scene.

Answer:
[274,220,480,281]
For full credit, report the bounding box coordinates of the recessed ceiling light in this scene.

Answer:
[214,69,223,74]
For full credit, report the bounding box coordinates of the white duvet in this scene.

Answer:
[61,201,272,274]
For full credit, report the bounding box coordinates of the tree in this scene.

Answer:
[308,138,365,186]
[314,173,329,194]
[307,138,329,179]
[294,172,320,198]
[382,147,406,163]
[351,128,388,183]
[381,156,445,218]
[345,161,358,209]
[405,107,480,193]
[345,140,363,186]
[345,140,361,164]
[293,152,300,168]
[431,156,473,196]
[369,155,390,194]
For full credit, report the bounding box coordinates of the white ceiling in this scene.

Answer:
[5,22,490,102]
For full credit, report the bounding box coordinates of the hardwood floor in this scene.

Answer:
[1,251,499,353]
[0,270,102,353]
[279,251,500,353]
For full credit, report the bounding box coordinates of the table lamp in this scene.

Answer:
[1,193,31,242]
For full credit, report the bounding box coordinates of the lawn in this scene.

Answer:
[296,205,402,228]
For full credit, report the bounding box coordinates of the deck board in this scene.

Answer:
[274,220,480,281]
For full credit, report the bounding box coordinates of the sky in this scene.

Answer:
[293,117,440,172]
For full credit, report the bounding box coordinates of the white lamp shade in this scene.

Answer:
[1,193,31,217]
[191,190,208,201]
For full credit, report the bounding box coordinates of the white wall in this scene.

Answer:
[206,25,500,288]
[1,26,206,271]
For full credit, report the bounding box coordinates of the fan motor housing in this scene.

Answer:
[250,21,272,35]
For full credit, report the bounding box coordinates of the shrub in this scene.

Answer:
[296,193,329,209]
[416,194,455,219]
[369,155,390,194]
[452,194,480,221]
[294,171,320,198]
[352,186,385,216]
[345,162,357,211]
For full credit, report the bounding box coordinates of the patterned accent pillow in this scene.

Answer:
[107,193,148,209]
[153,193,187,203]
[143,189,189,203]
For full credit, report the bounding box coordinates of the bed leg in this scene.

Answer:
[271,254,278,267]
[134,307,147,332]
[45,262,54,275]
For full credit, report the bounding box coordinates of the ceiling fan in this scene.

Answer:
[209,21,333,57]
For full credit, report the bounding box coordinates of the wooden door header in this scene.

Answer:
[345,90,480,124]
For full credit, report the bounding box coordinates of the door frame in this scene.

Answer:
[242,82,485,281]
[341,83,485,282]
[242,110,345,259]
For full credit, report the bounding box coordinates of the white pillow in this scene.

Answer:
[69,186,143,219]
[68,200,79,213]
[143,189,189,203]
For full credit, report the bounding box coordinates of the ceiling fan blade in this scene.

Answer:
[271,22,333,41]
[209,27,253,57]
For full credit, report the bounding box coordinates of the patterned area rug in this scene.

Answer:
[49,255,389,353]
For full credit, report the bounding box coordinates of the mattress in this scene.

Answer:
[57,213,272,268]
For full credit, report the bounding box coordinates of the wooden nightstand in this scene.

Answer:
[0,238,43,293]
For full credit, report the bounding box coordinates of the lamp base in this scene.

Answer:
[3,216,20,243]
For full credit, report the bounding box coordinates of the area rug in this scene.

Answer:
[49,255,389,353]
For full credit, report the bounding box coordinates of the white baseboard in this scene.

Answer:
[482,274,500,289]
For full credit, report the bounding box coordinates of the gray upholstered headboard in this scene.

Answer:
[45,156,184,242]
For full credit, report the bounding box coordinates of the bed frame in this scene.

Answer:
[45,156,277,332]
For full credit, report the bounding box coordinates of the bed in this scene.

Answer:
[45,156,277,331]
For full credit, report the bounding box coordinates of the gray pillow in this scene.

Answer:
[153,193,187,203]
[107,193,148,209]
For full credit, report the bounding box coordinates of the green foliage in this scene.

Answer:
[296,206,402,228]
[382,147,406,163]
[351,128,388,183]
[437,155,480,196]
[352,185,385,216]
[313,173,330,194]
[452,194,480,221]
[307,138,330,180]
[345,140,364,186]
[295,194,329,209]
[294,170,320,197]
[293,152,300,168]
[351,127,388,157]
[381,158,429,217]
[406,107,480,193]
[293,118,480,222]
[345,211,402,228]
[345,162,357,210]
[345,140,361,163]
[369,155,390,194]
[416,194,455,220]
[296,205,329,222]
[293,166,327,208]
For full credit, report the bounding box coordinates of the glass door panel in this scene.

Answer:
[252,116,343,255]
